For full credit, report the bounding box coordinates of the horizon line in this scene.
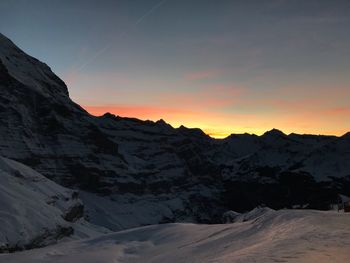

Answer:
[82,106,349,139]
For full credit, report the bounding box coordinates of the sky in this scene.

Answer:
[1,0,350,138]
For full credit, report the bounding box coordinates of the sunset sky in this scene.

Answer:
[1,0,350,138]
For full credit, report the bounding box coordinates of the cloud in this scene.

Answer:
[325,107,350,117]
[155,83,245,110]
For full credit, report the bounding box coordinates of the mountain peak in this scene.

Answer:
[0,33,69,98]
[102,112,117,118]
[177,125,208,137]
[263,128,286,137]
[156,118,167,124]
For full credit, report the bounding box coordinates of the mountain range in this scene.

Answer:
[1,33,350,252]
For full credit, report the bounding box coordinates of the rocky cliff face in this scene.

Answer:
[0,33,350,227]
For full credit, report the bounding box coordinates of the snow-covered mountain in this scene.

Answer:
[0,32,350,229]
[219,129,349,181]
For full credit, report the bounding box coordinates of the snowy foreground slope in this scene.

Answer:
[0,157,107,252]
[1,209,350,263]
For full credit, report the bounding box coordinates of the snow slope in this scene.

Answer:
[0,156,106,252]
[1,209,349,263]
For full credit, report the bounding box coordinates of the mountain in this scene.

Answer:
[0,33,224,225]
[0,32,350,229]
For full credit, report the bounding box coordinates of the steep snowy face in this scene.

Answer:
[0,33,68,98]
[0,157,84,252]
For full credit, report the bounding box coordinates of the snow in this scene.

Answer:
[0,156,107,251]
[79,184,222,231]
[80,191,190,231]
[1,209,349,263]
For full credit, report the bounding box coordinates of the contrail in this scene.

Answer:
[134,0,167,25]
[78,0,168,71]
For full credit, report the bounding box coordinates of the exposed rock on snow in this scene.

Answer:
[222,210,241,223]
[222,207,275,224]
[62,201,84,223]
[232,207,275,223]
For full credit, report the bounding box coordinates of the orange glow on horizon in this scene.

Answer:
[83,105,349,139]
[64,68,350,139]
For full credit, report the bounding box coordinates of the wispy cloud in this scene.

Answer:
[185,70,220,81]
